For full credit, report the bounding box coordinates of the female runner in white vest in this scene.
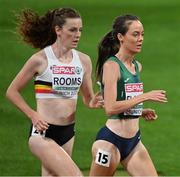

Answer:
[6,8,103,176]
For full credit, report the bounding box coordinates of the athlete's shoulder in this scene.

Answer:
[104,59,119,70]
[76,50,91,61]
[76,50,92,67]
[105,56,119,66]
[25,49,48,74]
[29,49,46,63]
[107,56,118,61]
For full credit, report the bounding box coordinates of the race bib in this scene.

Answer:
[31,126,45,137]
[124,83,143,116]
[52,66,82,97]
[95,149,111,167]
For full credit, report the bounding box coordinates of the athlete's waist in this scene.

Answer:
[108,107,142,119]
[109,115,140,119]
[38,114,76,126]
[106,119,139,137]
[47,122,75,127]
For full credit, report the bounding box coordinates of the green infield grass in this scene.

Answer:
[0,0,180,176]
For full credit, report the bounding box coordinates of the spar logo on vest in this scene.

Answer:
[52,66,82,75]
[51,65,83,97]
[124,83,143,116]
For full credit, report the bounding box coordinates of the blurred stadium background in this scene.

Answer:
[0,0,180,175]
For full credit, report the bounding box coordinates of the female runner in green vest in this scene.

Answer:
[89,14,167,176]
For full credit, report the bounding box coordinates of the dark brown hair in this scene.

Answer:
[16,8,81,49]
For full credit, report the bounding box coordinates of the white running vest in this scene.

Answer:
[34,46,84,99]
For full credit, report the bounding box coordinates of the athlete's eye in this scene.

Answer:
[133,32,138,37]
[69,28,77,32]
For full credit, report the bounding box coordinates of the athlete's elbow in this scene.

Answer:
[104,106,115,116]
[6,87,11,100]
[6,86,16,101]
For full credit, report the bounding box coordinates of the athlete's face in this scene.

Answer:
[119,20,144,54]
[56,18,82,49]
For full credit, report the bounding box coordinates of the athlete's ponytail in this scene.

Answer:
[96,31,119,81]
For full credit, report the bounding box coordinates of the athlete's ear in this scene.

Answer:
[55,25,62,36]
[117,33,123,44]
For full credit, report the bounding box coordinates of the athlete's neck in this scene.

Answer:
[52,42,73,62]
[115,50,135,66]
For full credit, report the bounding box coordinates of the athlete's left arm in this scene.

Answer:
[79,52,103,108]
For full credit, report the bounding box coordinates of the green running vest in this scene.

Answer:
[102,56,143,119]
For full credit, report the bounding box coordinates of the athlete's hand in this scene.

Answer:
[144,90,167,103]
[142,108,157,121]
[89,92,104,108]
[31,112,49,132]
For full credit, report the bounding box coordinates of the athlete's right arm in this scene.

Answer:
[102,61,167,116]
[6,52,49,131]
